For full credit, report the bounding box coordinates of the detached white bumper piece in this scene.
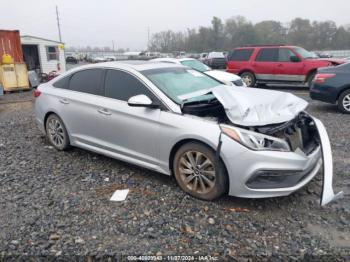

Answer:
[313,118,344,206]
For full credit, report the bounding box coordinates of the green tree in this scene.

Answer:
[254,20,286,44]
[287,18,314,49]
[224,16,257,49]
[211,16,224,49]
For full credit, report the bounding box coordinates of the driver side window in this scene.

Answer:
[104,69,158,102]
[278,49,297,62]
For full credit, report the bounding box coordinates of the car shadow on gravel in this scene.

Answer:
[68,146,176,186]
[68,145,322,214]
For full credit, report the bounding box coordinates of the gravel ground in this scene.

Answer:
[0,88,349,261]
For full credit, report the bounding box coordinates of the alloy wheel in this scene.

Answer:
[177,151,216,194]
[47,118,65,147]
[242,75,253,86]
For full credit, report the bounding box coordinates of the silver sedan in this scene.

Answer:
[34,61,342,205]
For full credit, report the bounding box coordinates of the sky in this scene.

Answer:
[1,0,349,50]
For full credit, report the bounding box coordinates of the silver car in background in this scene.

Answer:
[151,57,246,87]
[34,61,342,205]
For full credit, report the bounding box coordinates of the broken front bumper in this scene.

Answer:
[220,117,343,206]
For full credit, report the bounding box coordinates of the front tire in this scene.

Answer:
[45,114,70,150]
[338,89,350,114]
[240,71,256,87]
[173,142,228,200]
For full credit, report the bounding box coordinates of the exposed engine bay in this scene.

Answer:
[254,112,319,155]
[182,98,319,154]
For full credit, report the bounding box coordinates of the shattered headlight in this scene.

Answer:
[220,125,290,152]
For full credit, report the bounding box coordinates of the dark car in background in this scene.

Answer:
[66,56,78,64]
[204,52,227,69]
[310,62,350,113]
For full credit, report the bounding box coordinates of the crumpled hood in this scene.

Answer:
[212,85,308,126]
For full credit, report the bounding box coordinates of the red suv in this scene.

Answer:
[226,45,345,87]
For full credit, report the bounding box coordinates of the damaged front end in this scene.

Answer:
[223,113,343,206]
[182,85,343,205]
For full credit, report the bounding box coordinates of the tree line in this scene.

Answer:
[148,16,350,53]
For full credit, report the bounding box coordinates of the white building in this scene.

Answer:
[20,35,66,74]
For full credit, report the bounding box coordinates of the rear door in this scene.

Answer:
[274,48,304,82]
[96,69,162,168]
[252,48,279,81]
[54,68,107,146]
[226,48,254,74]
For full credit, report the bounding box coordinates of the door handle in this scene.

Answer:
[59,98,69,104]
[98,108,111,115]
[277,64,283,67]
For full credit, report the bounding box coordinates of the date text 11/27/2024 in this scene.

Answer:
[126,255,219,261]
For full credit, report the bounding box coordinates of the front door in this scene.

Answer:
[274,48,304,82]
[96,69,162,167]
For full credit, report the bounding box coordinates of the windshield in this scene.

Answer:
[142,67,221,104]
[180,60,211,72]
[293,47,318,59]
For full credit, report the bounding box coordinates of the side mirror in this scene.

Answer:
[127,94,159,108]
[290,56,301,62]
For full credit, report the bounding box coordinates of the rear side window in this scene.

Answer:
[255,48,278,62]
[69,69,103,95]
[53,76,69,89]
[104,70,156,101]
[228,49,254,61]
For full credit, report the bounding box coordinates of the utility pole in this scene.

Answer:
[112,40,115,52]
[147,26,150,50]
[56,5,62,42]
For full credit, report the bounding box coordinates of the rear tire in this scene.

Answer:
[338,89,350,114]
[45,114,70,150]
[241,72,256,87]
[173,142,228,201]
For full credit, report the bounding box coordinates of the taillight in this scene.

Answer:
[313,73,336,84]
[33,89,41,98]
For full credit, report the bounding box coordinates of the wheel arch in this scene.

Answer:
[43,111,72,142]
[305,68,318,83]
[168,138,230,196]
[238,69,255,76]
[168,138,229,178]
[337,85,350,100]
[43,111,56,130]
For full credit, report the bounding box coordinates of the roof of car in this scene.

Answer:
[235,45,298,49]
[151,57,195,63]
[69,60,185,72]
